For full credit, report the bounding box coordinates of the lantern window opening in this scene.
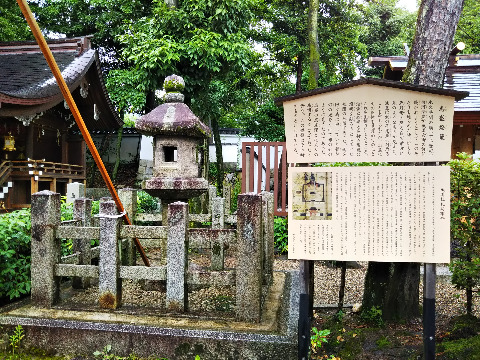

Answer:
[164,146,177,162]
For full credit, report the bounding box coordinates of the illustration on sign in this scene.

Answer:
[292,171,332,220]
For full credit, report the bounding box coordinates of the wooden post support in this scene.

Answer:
[298,260,314,359]
[423,263,436,360]
[298,293,310,360]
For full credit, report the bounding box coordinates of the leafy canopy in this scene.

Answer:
[358,0,416,77]
[455,0,480,54]
[0,0,33,41]
[117,0,258,106]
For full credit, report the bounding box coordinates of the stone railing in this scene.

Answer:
[30,190,274,323]
[133,185,237,225]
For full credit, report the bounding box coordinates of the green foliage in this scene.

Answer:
[334,310,345,323]
[211,295,234,312]
[229,175,242,213]
[448,153,480,312]
[273,216,288,254]
[33,0,154,67]
[455,0,480,54]
[0,209,31,300]
[0,2,33,42]
[9,325,24,356]
[123,114,137,128]
[208,162,219,187]
[118,0,258,101]
[240,100,286,142]
[438,334,480,360]
[375,335,391,350]
[136,191,160,214]
[60,197,73,221]
[310,327,330,356]
[253,0,366,90]
[0,198,101,301]
[105,69,150,114]
[358,0,416,77]
[361,306,384,327]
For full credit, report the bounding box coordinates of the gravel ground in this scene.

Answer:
[273,257,479,329]
[66,252,478,329]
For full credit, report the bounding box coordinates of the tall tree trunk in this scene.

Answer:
[307,0,320,90]
[296,53,303,94]
[112,124,124,182]
[362,262,390,313]
[211,116,224,195]
[402,0,465,87]
[145,90,156,114]
[363,0,465,322]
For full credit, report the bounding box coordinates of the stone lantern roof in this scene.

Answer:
[135,75,211,138]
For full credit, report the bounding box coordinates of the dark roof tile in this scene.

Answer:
[0,50,94,101]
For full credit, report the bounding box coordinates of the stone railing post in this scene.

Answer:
[72,197,92,289]
[262,191,274,285]
[223,182,231,215]
[211,197,225,271]
[236,193,263,322]
[31,190,61,307]
[66,182,86,204]
[166,201,189,312]
[208,185,217,214]
[118,188,137,266]
[98,197,122,309]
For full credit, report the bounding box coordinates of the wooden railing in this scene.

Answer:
[10,160,85,178]
[0,161,12,185]
[241,142,288,216]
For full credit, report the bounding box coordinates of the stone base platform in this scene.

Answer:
[0,271,299,360]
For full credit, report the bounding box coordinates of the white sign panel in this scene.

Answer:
[288,166,450,263]
[283,84,455,163]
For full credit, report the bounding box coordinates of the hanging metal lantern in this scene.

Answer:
[3,132,16,151]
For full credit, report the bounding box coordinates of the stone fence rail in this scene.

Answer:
[30,190,274,323]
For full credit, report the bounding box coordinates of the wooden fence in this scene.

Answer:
[241,142,288,216]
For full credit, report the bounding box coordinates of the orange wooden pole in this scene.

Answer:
[17,0,150,266]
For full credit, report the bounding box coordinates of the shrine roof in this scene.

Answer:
[0,37,122,130]
[367,54,480,113]
[275,77,469,106]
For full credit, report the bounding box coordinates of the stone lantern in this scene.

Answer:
[135,75,211,205]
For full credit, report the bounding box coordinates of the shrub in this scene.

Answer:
[448,153,480,314]
[137,191,160,213]
[0,199,100,301]
[274,216,288,254]
[0,209,31,300]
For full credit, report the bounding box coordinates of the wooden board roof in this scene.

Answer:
[275,77,468,106]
